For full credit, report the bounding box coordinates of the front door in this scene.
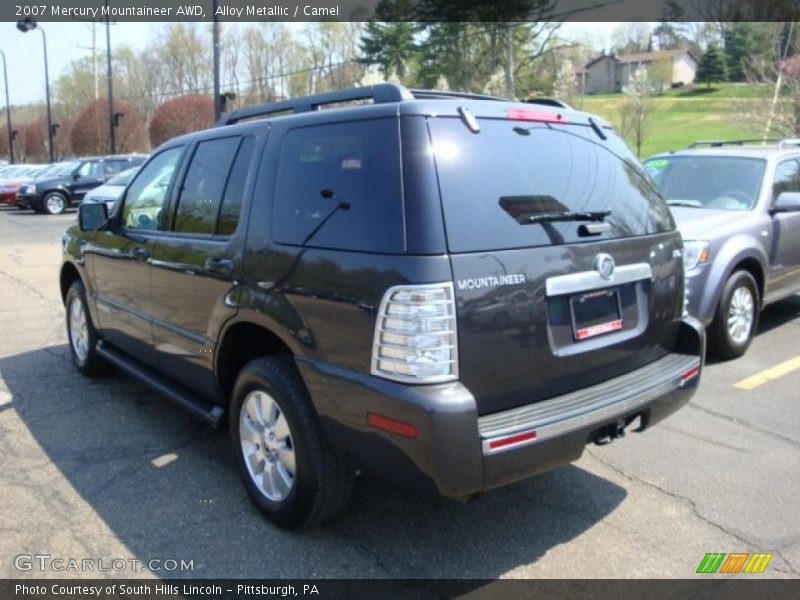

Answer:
[767,158,800,299]
[89,146,185,362]
[70,160,106,202]
[148,135,257,399]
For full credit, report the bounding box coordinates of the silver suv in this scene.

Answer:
[645,141,800,358]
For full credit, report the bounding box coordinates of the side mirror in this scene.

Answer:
[78,202,109,231]
[771,191,800,214]
[72,171,80,180]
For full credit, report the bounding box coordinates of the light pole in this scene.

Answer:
[0,49,14,163]
[105,0,115,154]
[213,0,221,121]
[16,18,54,163]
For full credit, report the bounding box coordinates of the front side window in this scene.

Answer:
[77,161,103,178]
[772,159,800,200]
[272,119,403,253]
[174,137,240,235]
[122,146,183,231]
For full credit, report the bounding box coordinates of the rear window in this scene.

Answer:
[428,118,673,253]
[272,119,403,253]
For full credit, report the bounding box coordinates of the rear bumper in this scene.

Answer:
[297,317,705,498]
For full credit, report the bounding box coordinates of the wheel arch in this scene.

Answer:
[215,319,301,407]
[59,261,83,306]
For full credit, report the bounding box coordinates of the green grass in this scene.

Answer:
[578,83,778,157]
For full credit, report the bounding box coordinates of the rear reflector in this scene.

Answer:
[367,413,418,439]
[680,365,700,384]
[487,430,537,452]
[506,107,568,124]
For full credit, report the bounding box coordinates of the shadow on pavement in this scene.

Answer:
[0,344,626,579]
[757,294,800,336]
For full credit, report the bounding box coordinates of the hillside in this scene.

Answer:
[578,84,776,158]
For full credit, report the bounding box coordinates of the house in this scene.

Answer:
[576,49,698,94]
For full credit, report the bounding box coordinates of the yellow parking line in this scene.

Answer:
[733,355,800,390]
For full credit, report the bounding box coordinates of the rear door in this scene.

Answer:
[427,115,683,415]
[147,134,259,398]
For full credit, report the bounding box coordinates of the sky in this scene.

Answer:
[0,21,623,107]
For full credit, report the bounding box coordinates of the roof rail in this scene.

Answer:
[408,89,508,102]
[779,138,800,148]
[687,139,780,148]
[216,83,414,126]
[525,98,571,109]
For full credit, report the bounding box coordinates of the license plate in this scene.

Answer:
[570,288,623,341]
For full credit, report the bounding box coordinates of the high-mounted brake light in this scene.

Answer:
[371,282,458,384]
[506,107,568,124]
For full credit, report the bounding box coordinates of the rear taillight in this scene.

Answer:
[371,282,458,384]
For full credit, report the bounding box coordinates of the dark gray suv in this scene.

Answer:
[61,84,704,528]
[646,142,800,357]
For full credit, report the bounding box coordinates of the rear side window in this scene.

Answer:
[217,136,255,235]
[428,118,673,253]
[273,119,403,253]
[174,137,240,234]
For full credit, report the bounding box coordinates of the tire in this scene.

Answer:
[707,270,760,359]
[65,280,112,376]
[43,192,68,215]
[230,356,353,528]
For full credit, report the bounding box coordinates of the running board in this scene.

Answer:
[96,341,225,427]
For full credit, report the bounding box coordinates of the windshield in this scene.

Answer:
[644,156,765,211]
[428,118,673,252]
[107,167,139,186]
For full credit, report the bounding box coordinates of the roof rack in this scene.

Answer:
[687,139,780,148]
[216,83,414,126]
[779,138,800,148]
[408,89,508,102]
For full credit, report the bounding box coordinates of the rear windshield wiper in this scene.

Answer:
[522,210,611,224]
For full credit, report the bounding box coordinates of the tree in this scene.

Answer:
[20,117,48,162]
[552,59,578,106]
[610,23,653,54]
[696,44,728,87]
[649,55,673,91]
[359,20,417,80]
[724,22,776,82]
[148,94,214,148]
[620,66,651,157]
[70,98,148,156]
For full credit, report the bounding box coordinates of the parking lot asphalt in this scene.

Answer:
[0,205,798,580]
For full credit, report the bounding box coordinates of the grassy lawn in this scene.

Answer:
[578,83,778,158]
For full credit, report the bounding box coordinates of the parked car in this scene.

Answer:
[0,164,59,207]
[81,166,141,212]
[62,84,704,528]
[17,154,147,215]
[645,141,800,357]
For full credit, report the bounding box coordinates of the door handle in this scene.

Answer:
[204,257,234,276]
[132,247,150,261]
